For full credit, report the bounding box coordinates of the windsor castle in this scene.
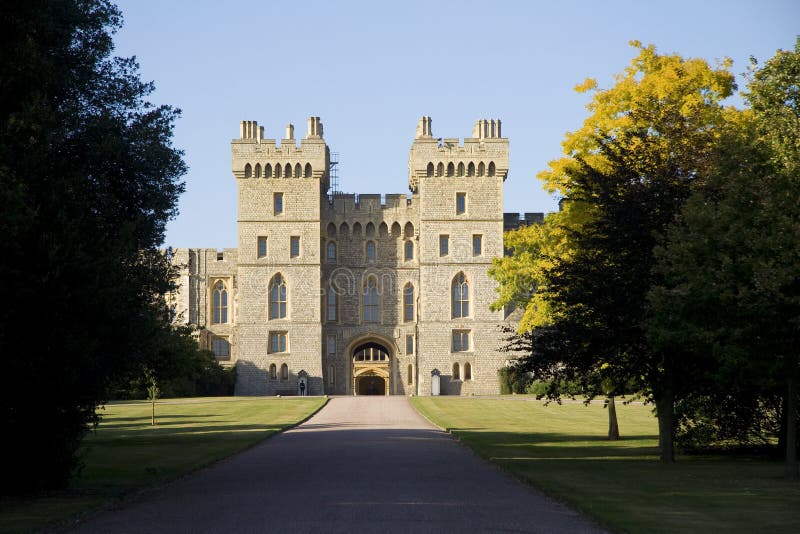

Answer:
[171,116,541,396]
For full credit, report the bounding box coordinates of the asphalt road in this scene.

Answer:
[71,396,605,533]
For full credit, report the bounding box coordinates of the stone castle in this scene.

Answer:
[171,116,541,396]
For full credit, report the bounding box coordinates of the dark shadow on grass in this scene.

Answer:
[101,414,218,423]
[447,429,661,459]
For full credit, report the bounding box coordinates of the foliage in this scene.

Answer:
[490,43,736,462]
[0,1,186,493]
[497,366,529,394]
[647,38,800,477]
[114,342,237,400]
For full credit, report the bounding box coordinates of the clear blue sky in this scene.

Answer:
[113,0,798,249]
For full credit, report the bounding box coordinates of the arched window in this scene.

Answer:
[478,162,485,176]
[467,162,475,176]
[446,162,454,176]
[426,162,434,177]
[327,222,337,238]
[275,163,282,178]
[352,222,362,238]
[281,363,289,380]
[254,163,261,178]
[244,163,252,178]
[294,163,302,178]
[452,273,469,318]
[339,222,349,239]
[404,283,414,322]
[379,222,388,238]
[453,362,461,380]
[212,281,228,324]
[366,241,376,262]
[304,163,312,178]
[365,222,375,238]
[363,278,378,322]
[269,274,287,319]
[488,161,496,176]
[464,362,472,380]
[407,364,413,385]
[327,287,337,322]
[404,240,414,261]
[327,241,337,262]
[436,162,444,177]
[457,162,465,177]
[404,222,414,238]
[269,363,277,379]
[265,163,273,178]
[391,222,401,236]
[285,163,292,178]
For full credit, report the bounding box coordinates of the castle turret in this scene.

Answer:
[230,117,328,395]
[409,116,508,396]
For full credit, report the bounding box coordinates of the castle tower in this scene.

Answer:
[231,118,329,395]
[408,116,509,395]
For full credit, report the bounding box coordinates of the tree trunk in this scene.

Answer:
[607,395,620,440]
[151,398,156,426]
[656,389,675,463]
[786,374,798,480]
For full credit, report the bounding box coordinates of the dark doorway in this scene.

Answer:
[357,375,386,395]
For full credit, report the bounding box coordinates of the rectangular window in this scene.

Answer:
[257,236,267,258]
[274,192,284,214]
[327,334,336,358]
[452,330,470,352]
[439,234,449,256]
[212,337,230,358]
[328,364,335,386]
[406,334,414,355]
[472,234,482,256]
[269,331,287,353]
[456,192,466,215]
[290,236,300,258]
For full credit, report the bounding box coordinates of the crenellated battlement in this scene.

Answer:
[408,116,509,192]
[232,117,330,191]
[325,192,416,214]
[503,212,544,231]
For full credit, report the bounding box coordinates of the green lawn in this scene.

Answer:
[412,396,800,534]
[0,396,326,533]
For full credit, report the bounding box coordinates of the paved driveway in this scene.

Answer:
[72,397,604,533]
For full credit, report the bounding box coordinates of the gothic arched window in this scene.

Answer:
[269,274,287,319]
[212,281,228,324]
[452,273,469,318]
[403,283,414,322]
[363,278,378,322]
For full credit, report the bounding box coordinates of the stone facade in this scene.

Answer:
[171,116,542,396]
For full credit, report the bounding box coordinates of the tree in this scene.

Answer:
[491,43,734,460]
[0,1,186,493]
[648,39,800,478]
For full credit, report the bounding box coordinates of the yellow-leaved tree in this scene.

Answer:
[490,42,735,459]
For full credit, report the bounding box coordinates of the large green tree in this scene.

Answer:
[0,0,186,492]
[648,39,800,479]
[491,43,735,461]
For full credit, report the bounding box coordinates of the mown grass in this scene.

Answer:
[0,396,326,533]
[412,396,800,534]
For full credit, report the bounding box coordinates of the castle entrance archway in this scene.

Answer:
[352,341,390,396]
